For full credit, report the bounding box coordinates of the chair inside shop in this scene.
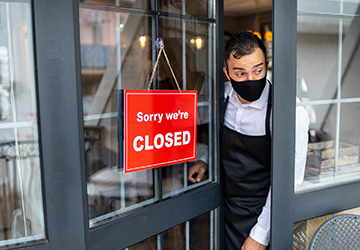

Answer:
[308,214,360,250]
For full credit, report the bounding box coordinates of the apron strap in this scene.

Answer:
[221,95,230,125]
[265,83,272,136]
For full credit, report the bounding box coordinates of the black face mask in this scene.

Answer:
[229,76,267,102]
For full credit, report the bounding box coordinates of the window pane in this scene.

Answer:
[159,0,213,18]
[81,4,217,226]
[124,211,215,249]
[80,8,155,226]
[299,104,337,187]
[297,16,340,102]
[338,103,360,179]
[293,207,360,249]
[341,17,360,99]
[298,0,341,13]
[158,17,215,197]
[297,2,360,191]
[293,213,333,250]
[80,0,152,10]
[343,1,360,15]
[0,1,45,247]
[127,235,157,249]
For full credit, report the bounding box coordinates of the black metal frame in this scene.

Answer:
[271,0,297,248]
[271,0,360,248]
[33,0,89,249]
[13,0,225,249]
[17,0,360,249]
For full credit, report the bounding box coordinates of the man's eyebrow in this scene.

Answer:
[232,67,246,71]
[252,62,264,69]
[232,63,264,71]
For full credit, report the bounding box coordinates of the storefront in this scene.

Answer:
[0,0,359,249]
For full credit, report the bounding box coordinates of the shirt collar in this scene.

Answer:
[229,80,270,110]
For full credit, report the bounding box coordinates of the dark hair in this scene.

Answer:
[224,31,267,69]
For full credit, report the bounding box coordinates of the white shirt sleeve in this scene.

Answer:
[295,104,310,188]
[249,102,310,246]
[196,142,209,164]
[249,187,271,246]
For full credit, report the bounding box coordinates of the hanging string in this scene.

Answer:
[147,46,164,92]
[147,38,181,92]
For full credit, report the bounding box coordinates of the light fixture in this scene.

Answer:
[139,36,146,48]
[119,23,124,29]
[195,37,203,50]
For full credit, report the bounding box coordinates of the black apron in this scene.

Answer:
[221,86,272,250]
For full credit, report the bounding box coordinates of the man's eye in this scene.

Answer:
[236,72,245,77]
[255,69,262,74]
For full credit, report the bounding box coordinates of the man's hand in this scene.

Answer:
[241,236,267,250]
[187,160,208,183]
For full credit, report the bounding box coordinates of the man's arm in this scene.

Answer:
[245,104,309,248]
[295,105,310,188]
[188,143,209,183]
[247,188,271,247]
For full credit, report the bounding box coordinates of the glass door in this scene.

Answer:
[0,0,223,249]
[79,0,224,249]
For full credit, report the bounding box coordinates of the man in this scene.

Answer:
[188,31,309,250]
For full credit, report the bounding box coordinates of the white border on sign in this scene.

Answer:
[124,91,198,173]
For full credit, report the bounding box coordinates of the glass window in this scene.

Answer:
[0,1,45,247]
[343,1,360,15]
[80,0,152,10]
[80,1,217,227]
[293,207,360,250]
[158,17,214,197]
[159,0,214,18]
[298,0,341,13]
[124,210,216,249]
[80,8,155,225]
[296,1,360,192]
[297,16,340,102]
[297,0,360,14]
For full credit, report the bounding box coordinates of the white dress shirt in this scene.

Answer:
[223,80,309,246]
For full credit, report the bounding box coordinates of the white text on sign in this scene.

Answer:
[136,110,189,124]
[133,131,191,152]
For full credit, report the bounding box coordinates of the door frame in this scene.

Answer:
[29,0,225,249]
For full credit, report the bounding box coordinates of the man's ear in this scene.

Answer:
[223,67,230,81]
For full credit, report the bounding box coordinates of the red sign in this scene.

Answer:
[123,89,197,173]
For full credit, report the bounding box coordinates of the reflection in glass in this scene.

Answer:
[343,1,360,15]
[127,235,157,250]
[80,0,151,9]
[158,17,213,196]
[338,103,360,178]
[159,0,212,18]
[298,0,340,14]
[80,8,155,225]
[300,104,337,186]
[297,2,360,190]
[80,3,216,225]
[341,18,360,99]
[124,211,214,249]
[0,1,45,247]
[297,16,340,102]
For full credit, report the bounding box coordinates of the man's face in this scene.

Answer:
[223,47,266,82]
